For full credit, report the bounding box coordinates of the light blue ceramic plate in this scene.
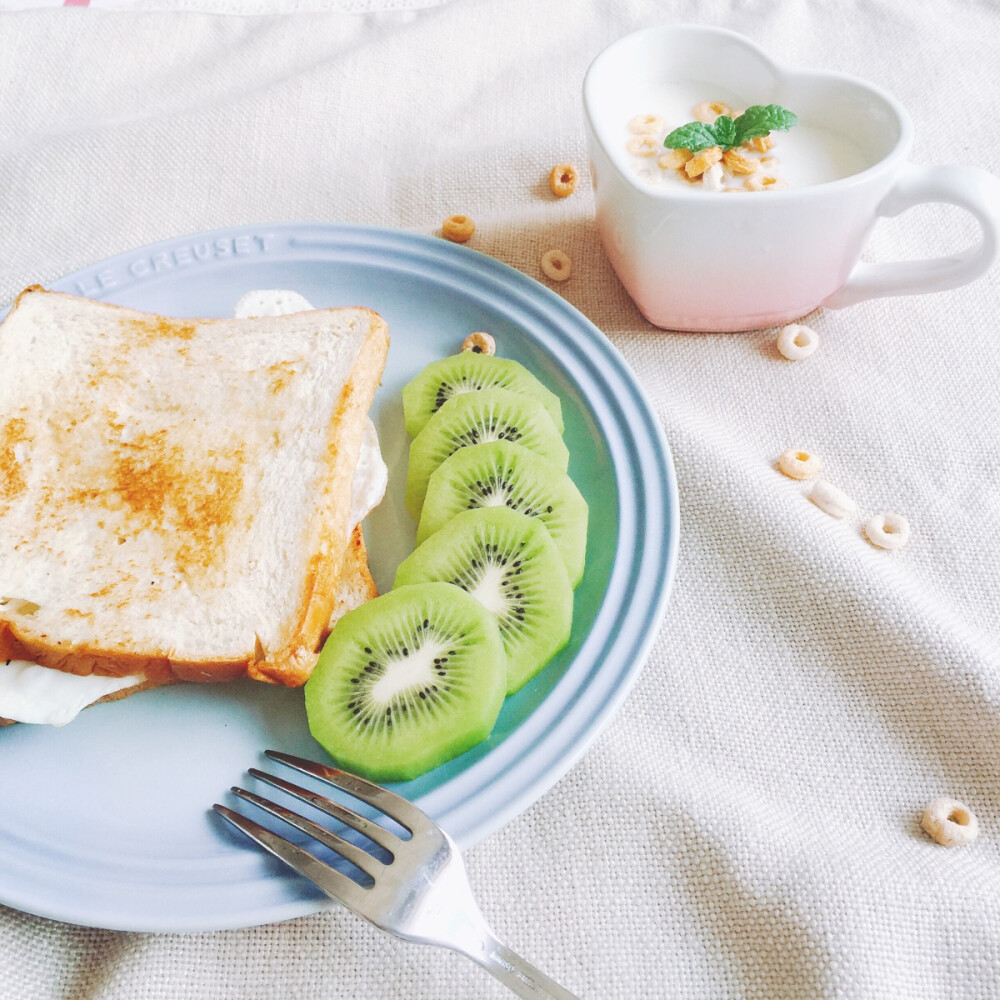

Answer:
[0,224,678,932]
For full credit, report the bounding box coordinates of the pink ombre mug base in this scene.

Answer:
[597,210,842,332]
[632,307,820,335]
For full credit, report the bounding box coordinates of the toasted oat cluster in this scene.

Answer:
[626,101,786,193]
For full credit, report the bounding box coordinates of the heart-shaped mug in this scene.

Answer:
[583,24,1000,332]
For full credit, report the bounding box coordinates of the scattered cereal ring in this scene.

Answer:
[692,100,733,124]
[658,148,693,171]
[628,113,665,134]
[549,163,578,198]
[540,249,571,282]
[865,512,910,550]
[778,449,821,480]
[746,174,788,192]
[722,148,758,175]
[745,135,776,153]
[776,324,819,360]
[684,145,723,179]
[760,156,780,170]
[442,215,475,243]
[809,479,857,519]
[921,797,978,847]
[461,331,496,356]
[626,135,660,157]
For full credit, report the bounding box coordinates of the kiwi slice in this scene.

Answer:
[394,507,572,695]
[405,387,568,520]
[402,352,564,438]
[417,440,588,588]
[304,583,506,782]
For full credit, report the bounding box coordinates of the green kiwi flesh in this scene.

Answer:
[417,440,588,588]
[304,583,506,781]
[402,353,564,438]
[405,387,568,520]
[394,507,573,694]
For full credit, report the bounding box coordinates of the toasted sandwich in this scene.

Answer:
[0,286,389,724]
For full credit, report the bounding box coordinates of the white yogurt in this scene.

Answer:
[350,418,388,529]
[625,82,871,192]
[0,661,144,726]
[233,288,314,318]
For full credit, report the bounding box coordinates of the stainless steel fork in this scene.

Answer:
[214,751,581,1000]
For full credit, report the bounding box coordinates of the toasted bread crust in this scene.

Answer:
[0,526,378,691]
[0,289,389,692]
[326,525,379,634]
[0,525,379,727]
[0,627,180,684]
[247,312,389,687]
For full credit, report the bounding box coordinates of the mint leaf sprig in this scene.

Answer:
[663,104,798,154]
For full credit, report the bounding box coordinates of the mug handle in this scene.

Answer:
[823,163,1000,309]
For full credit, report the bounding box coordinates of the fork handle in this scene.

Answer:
[472,934,582,1000]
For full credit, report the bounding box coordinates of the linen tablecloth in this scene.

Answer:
[3,1,1000,997]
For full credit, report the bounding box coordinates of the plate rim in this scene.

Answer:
[0,222,679,931]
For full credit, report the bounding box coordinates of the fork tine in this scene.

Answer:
[266,750,431,834]
[230,786,384,878]
[212,805,371,913]
[247,768,400,853]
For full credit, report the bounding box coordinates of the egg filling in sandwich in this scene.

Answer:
[0,286,390,726]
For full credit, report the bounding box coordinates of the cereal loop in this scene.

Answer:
[746,135,776,153]
[746,174,788,192]
[692,100,733,124]
[809,479,857,519]
[628,114,665,134]
[626,135,659,157]
[461,331,496,356]
[442,215,475,243]
[549,163,578,198]
[540,249,571,282]
[865,512,910,550]
[921,797,978,847]
[778,448,821,481]
[776,324,819,361]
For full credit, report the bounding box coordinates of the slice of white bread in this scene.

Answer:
[0,286,389,693]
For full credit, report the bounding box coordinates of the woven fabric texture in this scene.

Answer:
[2,1,1000,997]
